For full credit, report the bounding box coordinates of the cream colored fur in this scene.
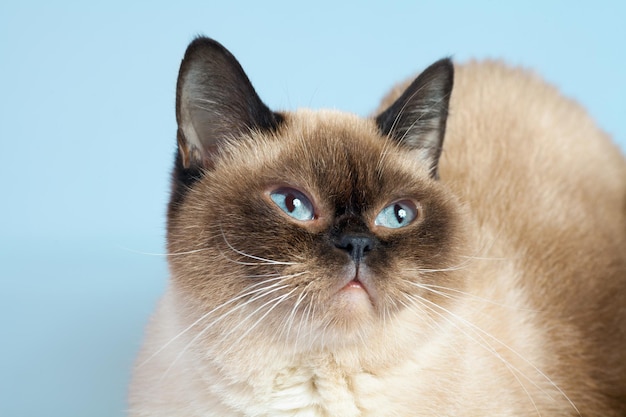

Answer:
[129,61,626,416]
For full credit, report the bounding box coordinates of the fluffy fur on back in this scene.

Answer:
[129,38,626,416]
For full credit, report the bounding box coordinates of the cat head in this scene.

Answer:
[167,37,464,351]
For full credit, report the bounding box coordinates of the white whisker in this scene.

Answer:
[143,272,306,369]
[228,289,298,350]
[159,282,294,380]
[405,293,580,416]
[118,245,211,257]
[141,278,285,368]
[219,226,299,266]
[412,282,540,312]
[403,293,544,416]
[278,280,314,343]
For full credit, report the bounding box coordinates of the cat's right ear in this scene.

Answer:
[375,59,454,179]
[175,37,283,170]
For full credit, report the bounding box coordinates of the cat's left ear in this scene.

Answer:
[375,59,454,179]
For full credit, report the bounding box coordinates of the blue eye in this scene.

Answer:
[375,200,418,229]
[270,188,315,221]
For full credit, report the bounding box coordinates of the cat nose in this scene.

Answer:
[334,234,375,263]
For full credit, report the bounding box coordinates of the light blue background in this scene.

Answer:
[1,2,624,416]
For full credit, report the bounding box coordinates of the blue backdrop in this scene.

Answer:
[1,2,625,416]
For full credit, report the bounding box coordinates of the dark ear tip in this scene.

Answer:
[430,57,454,71]
[424,57,455,88]
[182,36,229,61]
[435,57,454,68]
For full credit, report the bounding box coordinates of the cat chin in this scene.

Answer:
[331,284,373,319]
[326,263,381,320]
[333,263,377,301]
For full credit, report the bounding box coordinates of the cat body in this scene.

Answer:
[129,38,626,416]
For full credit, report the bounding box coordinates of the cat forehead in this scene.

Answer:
[286,109,376,136]
[283,110,383,160]
[215,109,434,199]
[223,110,422,173]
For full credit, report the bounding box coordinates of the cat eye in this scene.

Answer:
[375,200,419,229]
[269,187,315,221]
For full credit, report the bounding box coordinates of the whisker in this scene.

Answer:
[296,298,314,351]
[278,280,314,343]
[406,293,580,416]
[118,246,212,258]
[406,262,472,273]
[411,282,540,312]
[227,289,299,350]
[140,279,283,368]
[219,226,299,266]
[159,282,294,380]
[402,232,507,276]
[403,294,544,416]
[141,272,306,368]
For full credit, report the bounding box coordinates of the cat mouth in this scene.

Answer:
[342,278,366,291]
[337,265,377,306]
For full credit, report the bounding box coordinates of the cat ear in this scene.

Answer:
[175,37,283,169]
[375,58,454,179]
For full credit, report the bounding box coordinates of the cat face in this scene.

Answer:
[166,38,463,351]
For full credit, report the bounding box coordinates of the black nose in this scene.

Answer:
[334,234,375,263]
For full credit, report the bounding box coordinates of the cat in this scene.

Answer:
[128,36,626,416]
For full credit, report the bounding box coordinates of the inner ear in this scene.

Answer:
[175,37,283,169]
[375,58,454,178]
